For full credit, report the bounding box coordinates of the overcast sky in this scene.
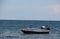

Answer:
[0,0,60,20]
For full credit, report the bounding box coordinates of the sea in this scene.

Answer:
[0,20,60,39]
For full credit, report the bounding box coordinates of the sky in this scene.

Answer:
[0,0,60,20]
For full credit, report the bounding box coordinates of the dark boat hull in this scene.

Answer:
[21,30,49,34]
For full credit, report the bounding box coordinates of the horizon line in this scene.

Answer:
[0,19,60,21]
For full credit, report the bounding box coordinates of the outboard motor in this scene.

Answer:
[47,27,50,30]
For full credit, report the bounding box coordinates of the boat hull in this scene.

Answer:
[21,30,49,34]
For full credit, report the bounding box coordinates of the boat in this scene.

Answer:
[21,25,50,34]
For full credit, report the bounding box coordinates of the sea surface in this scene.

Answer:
[0,20,60,39]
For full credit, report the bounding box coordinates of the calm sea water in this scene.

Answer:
[0,20,60,39]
